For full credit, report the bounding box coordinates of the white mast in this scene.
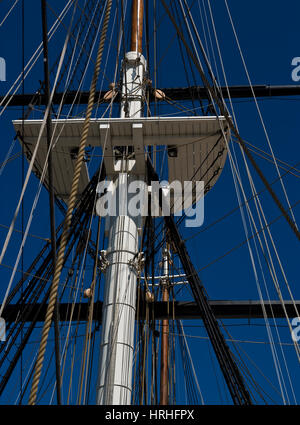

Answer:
[96,0,146,405]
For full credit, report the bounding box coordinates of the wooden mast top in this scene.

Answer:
[130,0,144,53]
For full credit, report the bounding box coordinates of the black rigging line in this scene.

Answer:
[145,0,150,76]
[120,0,129,117]
[172,0,205,116]
[12,1,106,220]
[17,235,89,404]
[16,132,67,217]
[2,168,106,329]
[176,320,201,404]
[221,323,273,404]
[0,213,90,397]
[148,154,300,270]
[50,0,106,94]
[68,0,107,114]
[5,86,300,110]
[41,0,62,405]
[146,0,300,259]
[147,156,253,405]
[143,133,224,262]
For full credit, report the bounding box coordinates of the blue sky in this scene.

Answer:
[0,0,300,405]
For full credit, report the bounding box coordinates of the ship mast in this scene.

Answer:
[160,245,170,405]
[96,0,146,405]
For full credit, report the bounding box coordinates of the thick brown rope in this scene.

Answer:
[28,0,112,405]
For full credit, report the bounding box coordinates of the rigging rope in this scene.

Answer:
[0,14,74,318]
[0,0,19,28]
[203,0,300,367]
[147,157,253,405]
[28,0,112,404]
[77,216,101,404]
[222,0,298,232]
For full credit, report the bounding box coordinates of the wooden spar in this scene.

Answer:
[160,247,170,405]
[131,0,144,52]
